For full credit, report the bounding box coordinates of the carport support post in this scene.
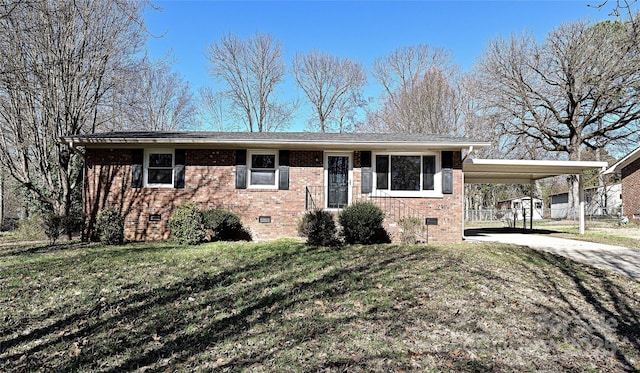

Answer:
[530,181,534,231]
[579,174,585,235]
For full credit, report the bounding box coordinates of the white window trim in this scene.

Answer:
[144,148,175,188]
[324,152,353,210]
[248,149,279,189]
[373,151,443,198]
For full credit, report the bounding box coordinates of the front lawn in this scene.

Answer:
[1,240,638,372]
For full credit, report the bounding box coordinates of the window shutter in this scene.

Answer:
[442,151,453,194]
[361,151,372,193]
[278,150,290,190]
[423,155,435,191]
[174,149,185,188]
[131,149,143,188]
[235,149,247,189]
[376,155,389,190]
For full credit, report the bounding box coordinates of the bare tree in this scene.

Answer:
[292,50,366,133]
[0,165,4,229]
[475,19,640,210]
[198,87,231,131]
[331,91,366,133]
[590,0,637,21]
[0,0,147,219]
[369,45,462,134]
[206,32,293,132]
[123,56,196,131]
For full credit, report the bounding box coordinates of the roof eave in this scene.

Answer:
[60,136,491,150]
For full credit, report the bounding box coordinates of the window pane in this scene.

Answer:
[250,170,276,185]
[252,154,275,169]
[391,156,420,191]
[149,153,173,167]
[423,155,435,190]
[376,155,389,190]
[148,169,173,184]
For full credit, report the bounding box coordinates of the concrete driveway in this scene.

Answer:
[465,229,640,281]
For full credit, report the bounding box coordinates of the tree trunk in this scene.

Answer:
[0,167,4,230]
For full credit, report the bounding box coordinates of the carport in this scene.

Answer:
[462,158,608,234]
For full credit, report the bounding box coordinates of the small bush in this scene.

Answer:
[62,214,84,239]
[168,202,205,245]
[95,208,124,245]
[338,202,388,245]
[202,208,249,241]
[398,216,423,245]
[298,209,339,247]
[43,213,64,244]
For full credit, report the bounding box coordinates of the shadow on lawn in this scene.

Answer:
[1,244,432,371]
[516,248,640,371]
[1,242,639,372]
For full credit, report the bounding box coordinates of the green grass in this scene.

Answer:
[1,239,639,372]
[547,227,640,250]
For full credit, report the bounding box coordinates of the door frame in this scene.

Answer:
[324,152,353,210]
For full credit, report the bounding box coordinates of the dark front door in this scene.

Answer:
[327,155,350,209]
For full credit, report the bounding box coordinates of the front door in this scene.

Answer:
[327,155,350,209]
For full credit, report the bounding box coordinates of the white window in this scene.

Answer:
[374,153,441,197]
[248,150,278,188]
[145,149,174,187]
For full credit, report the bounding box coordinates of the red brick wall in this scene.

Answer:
[622,157,640,221]
[351,150,464,244]
[85,148,464,243]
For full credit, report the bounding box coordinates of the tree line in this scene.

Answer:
[0,0,638,230]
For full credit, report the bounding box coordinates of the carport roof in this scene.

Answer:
[463,158,608,184]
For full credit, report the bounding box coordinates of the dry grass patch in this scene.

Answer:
[0,240,638,372]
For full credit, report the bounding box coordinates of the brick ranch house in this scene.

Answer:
[604,145,640,222]
[61,131,491,244]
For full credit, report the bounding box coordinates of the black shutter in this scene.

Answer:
[131,149,143,188]
[442,151,453,194]
[361,151,372,193]
[278,150,290,190]
[174,149,185,188]
[235,149,247,189]
[360,151,372,168]
[376,155,389,190]
[423,155,435,190]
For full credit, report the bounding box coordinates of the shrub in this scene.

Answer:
[202,208,249,241]
[298,209,338,246]
[43,213,64,244]
[338,202,388,245]
[62,214,84,239]
[398,216,423,245]
[95,208,124,245]
[168,202,205,245]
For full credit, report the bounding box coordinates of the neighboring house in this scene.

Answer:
[496,197,544,221]
[549,184,622,219]
[62,132,488,244]
[604,146,640,221]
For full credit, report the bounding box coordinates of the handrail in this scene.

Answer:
[305,186,318,211]
[304,185,429,242]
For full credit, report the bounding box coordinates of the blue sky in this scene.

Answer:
[143,1,612,129]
